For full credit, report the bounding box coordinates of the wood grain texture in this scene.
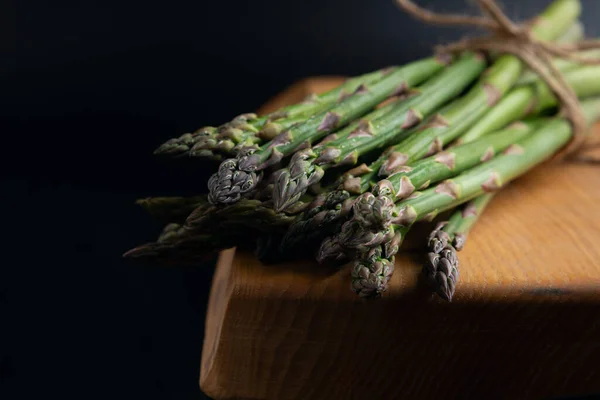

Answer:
[200,78,600,400]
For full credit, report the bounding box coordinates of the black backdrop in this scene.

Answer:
[2,1,599,399]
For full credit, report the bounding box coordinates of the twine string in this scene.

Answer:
[395,0,600,157]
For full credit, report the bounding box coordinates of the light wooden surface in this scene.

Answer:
[200,78,600,400]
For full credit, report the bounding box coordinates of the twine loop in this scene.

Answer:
[395,0,600,157]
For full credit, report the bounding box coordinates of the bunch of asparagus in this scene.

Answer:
[126,0,600,301]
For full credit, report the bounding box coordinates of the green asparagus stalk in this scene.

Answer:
[516,49,600,86]
[268,97,408,211]
[257,68,405,126]
[428,192,495,253]
[154,68,397,158]
[373,120,540,201]
[272,52,488,212]
[331,96,600,298]
[208,56,450,205]
[424,193,495,301]
[282,64,600,254]
[514,19,585,86]
[185,27,590,162]
[555,20,584,43]
[455,65,600,145]
[282,58,600,253]
[377,64,600,175]
[372,0,580,175]
[281,119,535,254]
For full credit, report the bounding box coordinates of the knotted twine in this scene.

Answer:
[395,0,600,159]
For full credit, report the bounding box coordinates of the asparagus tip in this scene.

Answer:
[350,248,395,299]
[208,157,259,205]
[316,235,347,264]
[122,244,156,259]
[424,243,459,302]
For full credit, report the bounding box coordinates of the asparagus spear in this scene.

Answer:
[136,195,209,224]
[154,126,219,158]
[514,19,585,86]
[281,119,535,254]
[373,0,580,174]
[154,68,397,158]
[424,193,495,301]
[272,52,488,212]
[235,52,556,249]
[267,97,409,211]
[516,49,600,86]
[180,198,297,238]
[424,191,495,254]
[279,188,356,254]
[276,21,591,207]
[279,160,383,254]
[456,65,600,145]
[331,96,600,298]
[349,226,409,298]
[188,115,307,159]
[373,120,540,201]
[208,56,450,205]
[157,222,185,243]
[124,196,298,266]
[125,215,296,266]
[282,59,600,254]
[123,230,245,266]
[283,57,600,254]
[555,20,584,44]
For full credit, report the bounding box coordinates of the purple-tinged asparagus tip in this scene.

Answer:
[350,248,395,299]
[424,244,459,302]
[208,156,259,205]
[272,150,325,213]
[153,142,189,156]
[123,243,160,259]
[316,235,348,264]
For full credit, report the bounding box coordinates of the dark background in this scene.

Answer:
[2,1,599,399]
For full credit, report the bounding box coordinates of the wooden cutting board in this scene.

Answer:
[200,78,600,400]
